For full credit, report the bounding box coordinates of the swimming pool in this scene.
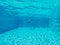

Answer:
[0,0,60,45]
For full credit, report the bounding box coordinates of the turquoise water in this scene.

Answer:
[0,0,60,45]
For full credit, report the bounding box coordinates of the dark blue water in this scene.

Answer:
[0,6,20,33]
[0,5,50,33]
[19,16,50,28]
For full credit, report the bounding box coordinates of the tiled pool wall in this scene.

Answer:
[0,0,60,36]
[0,0,60,37]
[0,5,54,33]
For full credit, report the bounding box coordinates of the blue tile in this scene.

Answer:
[15,0,24,2]
[19,16,50,28]
[0,6,50,33]
[55,18,60,25]
[56,18,60,20]
[0,12,20,34]
[0,15,20,33]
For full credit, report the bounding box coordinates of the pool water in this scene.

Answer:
[0,0,60,45]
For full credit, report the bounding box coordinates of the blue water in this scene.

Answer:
[18,16,50,28]
[0,0,60,45]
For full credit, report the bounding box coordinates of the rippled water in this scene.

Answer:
[0,0,60,45]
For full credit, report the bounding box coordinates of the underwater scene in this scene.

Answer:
[0,0,60,45]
